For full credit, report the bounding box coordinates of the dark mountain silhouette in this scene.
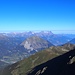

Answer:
[28,49,75,75]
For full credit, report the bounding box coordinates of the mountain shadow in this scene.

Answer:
[27,49,75,75]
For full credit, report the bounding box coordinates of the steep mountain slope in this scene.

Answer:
[28,49,75,75]
[1,43,75,75]
[21,36,53,51]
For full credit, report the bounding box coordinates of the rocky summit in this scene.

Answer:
[20,36,54,51]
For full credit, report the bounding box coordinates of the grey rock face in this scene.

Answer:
[21,36,54,50]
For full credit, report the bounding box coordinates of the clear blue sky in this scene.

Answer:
[0,0,75,33]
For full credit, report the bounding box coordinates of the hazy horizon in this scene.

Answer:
[0,30,75,34]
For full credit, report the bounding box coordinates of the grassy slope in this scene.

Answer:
[2,44,75,75]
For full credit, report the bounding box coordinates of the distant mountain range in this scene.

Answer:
[69,38,75,44]
[0,31,75,67]
[1,43,75,75]
[0,61,8,69]
[1,31,75,45]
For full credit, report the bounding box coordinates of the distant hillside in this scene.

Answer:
[1,43,75,75]
[21,36,53,51]
[0,33,8,40]
[0,36,53,64]
[0,61,8,69]
[12,36,54,62]
[69,38,75,44]
[0,35,25,64]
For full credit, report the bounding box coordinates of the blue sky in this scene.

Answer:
[0,0,75,33]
